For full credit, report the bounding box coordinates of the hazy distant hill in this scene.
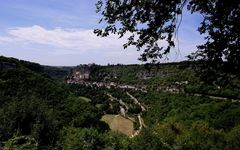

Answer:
[43,65,73,80]
[67,62,240,100]
[0,56,73,80]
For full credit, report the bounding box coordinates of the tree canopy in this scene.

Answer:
[95,0,240,75]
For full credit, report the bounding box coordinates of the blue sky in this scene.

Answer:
[0,0,204,66]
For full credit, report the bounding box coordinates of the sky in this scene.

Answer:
[0,0,204,66]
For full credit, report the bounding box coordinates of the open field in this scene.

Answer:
[78,96,91,102]
[101,114,135,136]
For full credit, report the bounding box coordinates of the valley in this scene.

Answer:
[1,56,240,149]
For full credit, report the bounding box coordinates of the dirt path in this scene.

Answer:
[126,92,147,138]
[106,93,129,111]
[126,92,146,111]
[193,93,240,103]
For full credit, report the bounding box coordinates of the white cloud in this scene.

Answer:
[0,25,203,65]
[0,25,129,51]
[0,25,146,65]
[0,36,20,43]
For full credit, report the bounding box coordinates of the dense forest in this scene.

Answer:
[0,56,240,150]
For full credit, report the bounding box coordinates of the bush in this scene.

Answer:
[3,135,38,150]
[226,125,240,150]
[62,127,104,150]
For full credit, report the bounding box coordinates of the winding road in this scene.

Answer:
[106,92,147,138]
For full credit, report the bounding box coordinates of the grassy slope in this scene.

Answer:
[101,115,134,136]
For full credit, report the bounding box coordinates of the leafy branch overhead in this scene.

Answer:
[94,0,186,62]
[94,0,240,73]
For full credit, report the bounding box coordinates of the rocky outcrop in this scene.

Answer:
[136,70,172,79]
[67,64,92,82]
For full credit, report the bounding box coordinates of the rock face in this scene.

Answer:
[136,70,171,79]
[66,64,148,92]
[67,64,91,82]
[67,64,175,83]
[74,70,90,80]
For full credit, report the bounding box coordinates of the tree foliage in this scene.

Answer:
[3,135,38,150]
[1,56,240,149]
[62,127,104,150]
[95,0,240,74]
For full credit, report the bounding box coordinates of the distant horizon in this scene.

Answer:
[0,0,204,66]
[1,55,193,67]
